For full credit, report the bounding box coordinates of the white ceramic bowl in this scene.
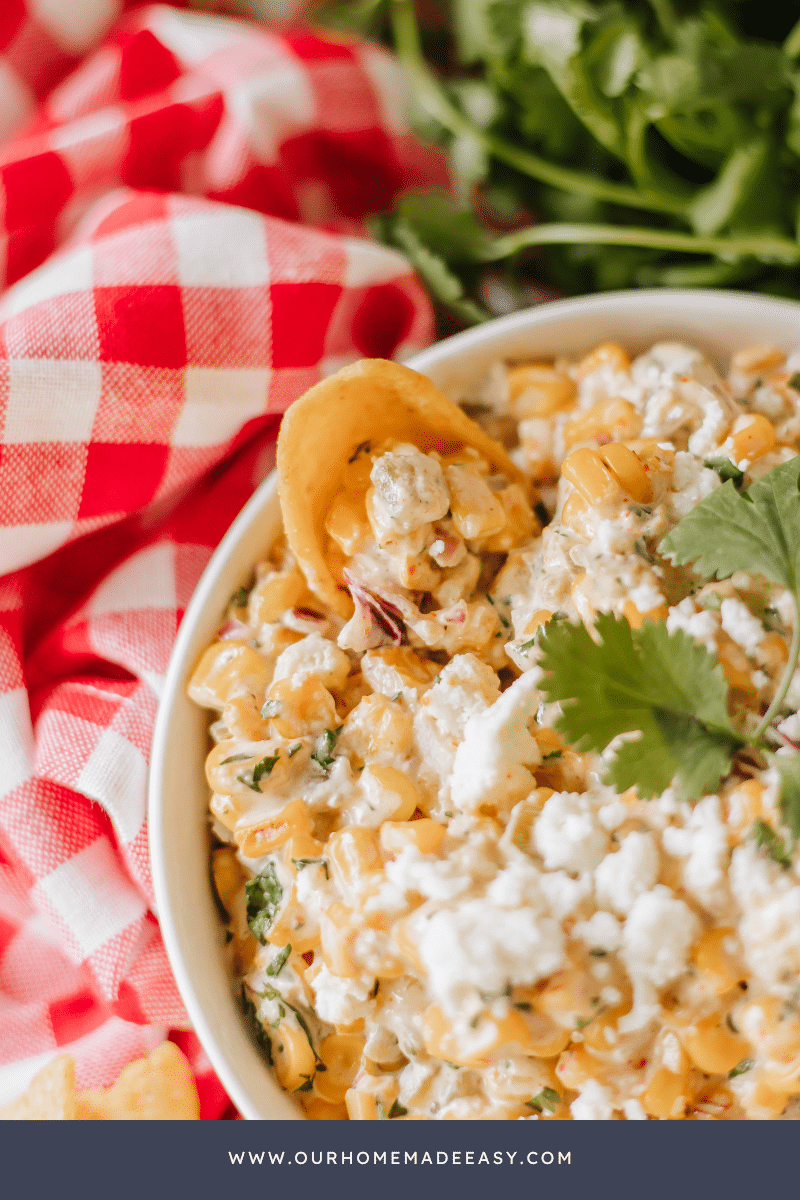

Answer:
[149,288,800,1119]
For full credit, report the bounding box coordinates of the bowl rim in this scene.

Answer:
[148,286,800,1119]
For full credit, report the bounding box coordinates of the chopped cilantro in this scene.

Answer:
[348,440,371,463]
[789,374,800,392]
[387,1100,408,1119]
[697,592,722,611]
[526,1087,560,1114]
[589,948,608,958]
[729,1058,754,1078]
[292,857,330,879]
[518,637,537,653]
[261,698,281,719]
[486,593,510,628]
[752,818,793,870]
[266,944,291,978]
[311,727,340,772]
[220,752,252,764]
[704,458,744,487]
[542,749,562,761]
[391,691,402,702]
[288,742,303,757]
[237,752,280,792]
[242,987,273,1064]
[245,863,283,944]
[230,584,251,608]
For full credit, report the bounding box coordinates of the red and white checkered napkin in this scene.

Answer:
[0,2,444,1116]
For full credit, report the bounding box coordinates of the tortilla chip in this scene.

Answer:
[0,1055,76,1120]
[277,358,525,618]
[77,1042,200,1120]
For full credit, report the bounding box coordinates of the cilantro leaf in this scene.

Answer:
[526,1086,560,1114]
[659,458,800,594]
[751,817,792,870]
[245,863,283,944]
[771,752,800,841]
[311,728,340,773]
[266,944,291,978]
[538,613,742,801]
[242,987,273,1065]
[238,752,280,792]
[704,457,744,487]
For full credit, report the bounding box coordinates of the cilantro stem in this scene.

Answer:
[751,599,800,744]
[489,224,800,265]
[389,0,685,217]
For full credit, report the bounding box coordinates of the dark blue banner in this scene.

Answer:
[0,1118,789,1200]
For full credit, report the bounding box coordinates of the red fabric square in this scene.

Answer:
[49,990,105,1046]
[78,441,168,518]
[0,152,73,232]
[118,28,181,102]
[91,191,171,240]
[284,31,354,61]
[0,0,25,53]
[269,281,340,368]
[95,285,187,368]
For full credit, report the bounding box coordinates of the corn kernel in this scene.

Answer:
[445,464,506,540]
[328,827,381,896]
[302,1097,349,1120]
[600,442,653,504]
[506,363,576,417]
[189,641,271,711]
[575,342,630,379]
[562,448,624,510]
[731,344,786,374]
[640,1067,689,1119]
[380,818,446,858]
[345,1089,379,1120]
[316,1033,365,1103]
[266,675,337,738]
[211,847,245,917]
[248,567,307,624]
[622,598,668,630]
[482,484,538,552]
[364,763,420,821]
[422,1004,531,1067]
[342,693,413,763]
[560,491,595,537]
[564,396,642,449]
[682,1014,751,1075]
[235,798,313,859]
[691,928,743,994]
[320,902,360,978]
[325,491,371,556]
[731,414,776,463]
[272,1022,317,1093]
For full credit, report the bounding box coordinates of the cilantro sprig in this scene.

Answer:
[539,614,742,802]
[539,459,800,833]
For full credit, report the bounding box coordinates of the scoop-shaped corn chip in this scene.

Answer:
[0,1055,76,1120]
[277,359,524,617]
[75,1042,200,1120]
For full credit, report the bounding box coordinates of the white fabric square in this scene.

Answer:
[233,63,316,165]
[341,237,410,288]
[173,208,270,287]
[36,837,146,959]
[75,728,147,846]
[0,61,35,145]
[150,7,252,64]
[172,366,269,447]
[356,44,412,135]
[0,521,74,577]
[87,542,177,617]
[5,246,94,318]
[0,688,33,799]
[4,358,102,444]
[28,0,121,53]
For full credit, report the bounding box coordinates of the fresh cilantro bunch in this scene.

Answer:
[537,458,800,835]
[323,0,800,320]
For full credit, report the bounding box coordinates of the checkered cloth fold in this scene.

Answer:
[0,1,443,1115]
